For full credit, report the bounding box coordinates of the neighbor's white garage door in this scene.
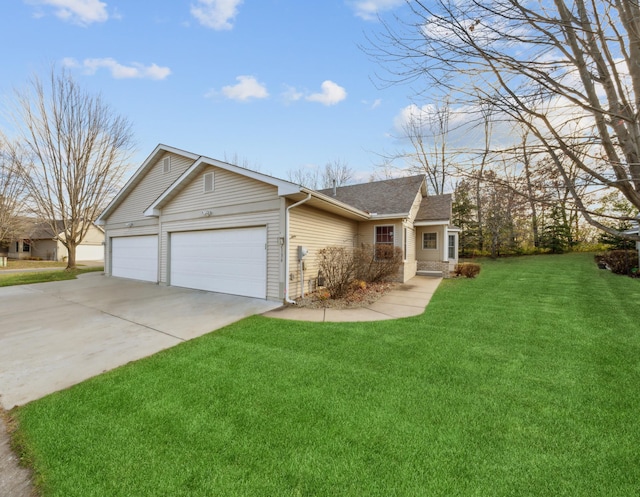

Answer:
[170,227,266,299]
[76,244,104,261]
[111,235,158,282]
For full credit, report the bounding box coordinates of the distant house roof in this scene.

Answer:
[317,175,426,215]
[28,221,66,239]
[415,193,453,222]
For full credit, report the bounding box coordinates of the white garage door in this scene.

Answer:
[76,244,104,261]
[170,227,266,299]
[111,235,158,282]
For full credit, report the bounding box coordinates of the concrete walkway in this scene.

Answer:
[263,276,442,322]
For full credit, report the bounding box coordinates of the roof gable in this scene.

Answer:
[317,175,426,215]
[97,144,200,224]
[144,154,300,216]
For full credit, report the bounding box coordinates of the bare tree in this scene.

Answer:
[368,0,640,241]
[321,159,353,188]
[287,166,320,189]
[0,136,27,248]
[10,68,134,269]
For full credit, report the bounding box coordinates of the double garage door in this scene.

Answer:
[111,227,266,299]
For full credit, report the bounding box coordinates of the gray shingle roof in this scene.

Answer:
[415,193,452,221]
[317,175,425,215]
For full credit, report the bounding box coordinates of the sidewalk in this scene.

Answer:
[263,276,442,322]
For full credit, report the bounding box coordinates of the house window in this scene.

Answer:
[22,241,31,252]
[423,232,437,250]
[448,234,456,259]
[375,225,394,260]
[162,156,171,174]
[204,172,215,193]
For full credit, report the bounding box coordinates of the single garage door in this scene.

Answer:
[111,235,158,282]
[76,244,104,261]
[170,227,266,299]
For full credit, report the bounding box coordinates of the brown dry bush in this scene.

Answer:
[354,244,403,283]
[454,263,481,278]
[318,246,357,298]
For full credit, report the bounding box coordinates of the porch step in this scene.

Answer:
[417,270,443,277]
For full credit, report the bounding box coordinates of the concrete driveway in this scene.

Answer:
[0,273,280,409]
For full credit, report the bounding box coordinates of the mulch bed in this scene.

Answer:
[293,281,396,309]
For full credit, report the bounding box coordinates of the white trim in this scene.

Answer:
[422,232,437,250]
[414,220,450,227]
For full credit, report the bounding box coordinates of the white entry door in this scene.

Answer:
[170,227,266,299]
[111,235,158,282]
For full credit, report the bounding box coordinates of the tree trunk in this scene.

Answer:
[65,241,77,270]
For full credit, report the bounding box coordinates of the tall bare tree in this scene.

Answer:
[0,136,27,249]
[10,68,134,269]
[369,0,640,241]
[321,159,353,189]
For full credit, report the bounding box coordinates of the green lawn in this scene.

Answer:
[11,253,640,496]
[0,266,103,287]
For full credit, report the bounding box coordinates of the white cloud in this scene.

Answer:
[63,57,171,80]
[348,0,404,21]
[191,0,242,30]
[218,75,269,101]
[281,85,304,104]
[28,0,109,25]
[306,80,347,106]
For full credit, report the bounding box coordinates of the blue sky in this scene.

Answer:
[1,0,421,182]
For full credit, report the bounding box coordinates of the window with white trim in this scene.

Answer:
[203,172,215,193]
[448,234,456,259]
[375,225,394,260]
[423,232,437,250]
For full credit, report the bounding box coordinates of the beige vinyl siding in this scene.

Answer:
[416,225,448,262]
[80,226,105,244]
[106,153,194,225]
[160,211,281,300]
[356,220,401,248]
[288,204,358,298]
[162,167,279,215]
[157,171,282,300]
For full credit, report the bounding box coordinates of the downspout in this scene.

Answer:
[285,193,312,304]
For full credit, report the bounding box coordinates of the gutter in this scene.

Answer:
[284,193,312,304]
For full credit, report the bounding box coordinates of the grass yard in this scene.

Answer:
[11,253,640,496]
[0,266,103,287]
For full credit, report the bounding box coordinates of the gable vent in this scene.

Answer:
[162,156,171,174]
[204,172,215,193]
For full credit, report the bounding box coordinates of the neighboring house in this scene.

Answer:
[9,220,105,261]
[96,144,458,302]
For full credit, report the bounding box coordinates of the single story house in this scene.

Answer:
[9,220,105,262]
[96,144,458,302]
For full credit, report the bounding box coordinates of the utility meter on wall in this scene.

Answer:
[297,246,308,261]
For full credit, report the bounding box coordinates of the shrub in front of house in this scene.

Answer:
[354,244,403,283]
[318,244,404,299]
[599,250,639,276]
[318,246,357,299]
[454,263,481,278]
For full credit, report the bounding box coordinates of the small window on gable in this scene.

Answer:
[162,156,171,174]
[423,232,437,250]
[204,172,215,193]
